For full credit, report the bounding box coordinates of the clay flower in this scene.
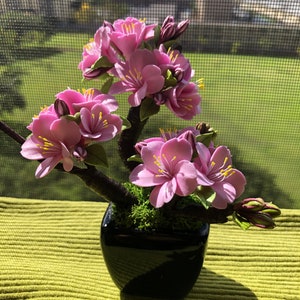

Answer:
[155,47,193,86]
[163,82,201,120]
[78,25,118,79]
[0,15,281,233]
[80,104,122,142]
[194,144,246,209]
[21,115,82,178]
[56,88,119,114]
[130,138,198,208]
[109,17,156,59]
[109,49,165,106]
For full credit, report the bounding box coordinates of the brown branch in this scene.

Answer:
[118,106,148,171]
[0,120,137,207]
[172,204,234,224]
[0,121,25,145]
[68,165,138,207]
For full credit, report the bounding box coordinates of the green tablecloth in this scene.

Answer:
[0,197,299,300]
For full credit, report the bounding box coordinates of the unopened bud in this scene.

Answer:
[239,197,265,212]
[248,212,276,229]
[174,69,183,82]
[196,122,211,134]
[54,99,70,117]
[153,93,166,105]
[173,19,190,39]
[73,146,87,162]
[158,16,190,45]
[233,197,281,229]
[261,202,281,218]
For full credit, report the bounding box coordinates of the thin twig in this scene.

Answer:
[0,121,25,145]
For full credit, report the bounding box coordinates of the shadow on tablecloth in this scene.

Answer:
[120,267,257,300]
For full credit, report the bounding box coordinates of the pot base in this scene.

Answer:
[101,204,210,299]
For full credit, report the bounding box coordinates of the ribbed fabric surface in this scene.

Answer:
[0,197,299,300]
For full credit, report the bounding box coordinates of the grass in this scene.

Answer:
[1,32,299,208]
[192,53,300,208]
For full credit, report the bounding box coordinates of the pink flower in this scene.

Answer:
[155,47,193,85]
[134,136,165,155]
[194,144,247,209]
[21,115,82,178]
[163,82,201,120]
[78,25,118,79]
[110,17,156,59]
[134,127,199,154]
[129,138,198,208]
[109,49,165,106]
[56,88,119,114]
[27,104,57,131]
[80,104,122,142]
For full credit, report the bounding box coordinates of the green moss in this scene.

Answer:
[111,183,204,232]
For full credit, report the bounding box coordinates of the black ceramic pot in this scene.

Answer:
[100,204,210,299]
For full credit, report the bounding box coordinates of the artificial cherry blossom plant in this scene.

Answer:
[0,16,281,231]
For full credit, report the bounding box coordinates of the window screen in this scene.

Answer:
[1,0,299,209]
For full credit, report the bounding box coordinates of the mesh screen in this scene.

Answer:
[1,0,299,208]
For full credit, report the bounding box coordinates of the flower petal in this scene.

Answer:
[50,118,81,147]
[149,180,176,208]
[211,182,236,209]
[129,164,166,187]
[226,169,247,198]
[35,156,61,178]
[174,161,198,196]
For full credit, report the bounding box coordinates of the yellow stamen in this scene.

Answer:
[102,119,108,128]
[85,88,95,96]
[129,68,142,81]
[183,104,193,111]
[39,105,48,112]
[36,136,54,152]
[159,128,177,141]
[122,22,135,34]
[220,165,235,178]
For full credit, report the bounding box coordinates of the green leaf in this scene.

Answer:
[165,69,177,87]
[153,25,161,45]
[91,56,113,70]
[142,41,152,50]
[101,76,114,94]
[127,154,142,163]
[139,97,160,121]
[163,39,177,51]
[63,112,81,124]
[120,116,131,131]
[192,186,216,209]
[196,131,217,147]
[232,212,252,230]
[85,143,108,167]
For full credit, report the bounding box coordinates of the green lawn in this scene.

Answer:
[191,54,300,209]
[1,33,299,208]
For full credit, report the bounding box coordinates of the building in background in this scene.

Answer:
[195,0,234,23]
[0,0,234,24]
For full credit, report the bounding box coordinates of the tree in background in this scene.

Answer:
[0,10,57,114]
[0,11,56,47]
[71,0,128,24]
